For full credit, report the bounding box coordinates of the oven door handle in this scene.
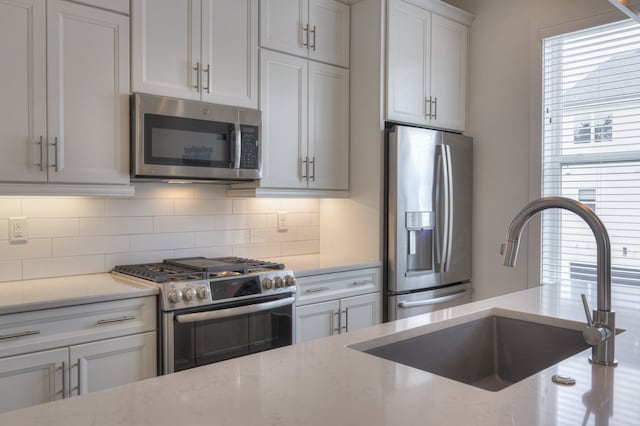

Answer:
[175,297,295,323]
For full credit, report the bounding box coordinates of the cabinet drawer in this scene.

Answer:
[296,268,380,306]
[0,297,156,358]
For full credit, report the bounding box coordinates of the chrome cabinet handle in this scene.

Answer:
[351,280,370,287]
[426,96,432,118]
[203,63,211,94]
[433,96,438,120]
[96,315,136,325]
[301,157,308,181]
[340,308,348,332]
[193,62,201,91]
[310,25,316,50]
[332,311,340,335]
[397,290,470,308]
[61,361,66,398]
[309,156,316,182]
[0,330,40,340]
[70,358,86,396]
[302,24,309,47]
[35,136,44,171]
[306,286,330,294]
[49,137,59,172]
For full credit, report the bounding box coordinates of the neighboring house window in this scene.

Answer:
[572,114,613,144]
[578,188,596,211]
[542,19,640,287]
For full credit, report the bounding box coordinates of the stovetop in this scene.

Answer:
[112,257,295,311]
[113,256,285,283]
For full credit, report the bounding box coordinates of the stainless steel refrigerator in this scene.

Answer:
[385,124,473,321]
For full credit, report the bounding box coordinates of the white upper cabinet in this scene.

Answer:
[259,50,308,189]
[0,0,47,183]
[258,50,348,192]
[260,0,349,68]
[132,0,258,109]
[308,61,349,190]
[0,0,130,187]
[47,0,129,184]
[386,0,470,132]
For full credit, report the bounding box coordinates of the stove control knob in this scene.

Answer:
[261,278,274,290]
[196,286,209,300]
[167,290,181,304]
[284,275,297,287]
[274,276,284,288]
[183,287,196,301]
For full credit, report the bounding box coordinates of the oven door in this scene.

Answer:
[162,293,294,373]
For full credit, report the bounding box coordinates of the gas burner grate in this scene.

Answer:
[113,263,206,283]
[163,256,285,275]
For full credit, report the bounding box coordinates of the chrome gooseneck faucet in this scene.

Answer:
[500,196,617,366]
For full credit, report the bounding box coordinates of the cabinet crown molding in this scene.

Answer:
[401,0,474,26]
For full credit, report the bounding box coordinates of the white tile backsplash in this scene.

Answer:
[80,217,153,236]
[0,199,21,217]
[53,236,130,257]
[0,183,320,282]
[0,260,22,281]
[29,218,80,238]
[130,232,195,251]
[0,239,51,260]
[22,198,105,218]
[23,255,105,280]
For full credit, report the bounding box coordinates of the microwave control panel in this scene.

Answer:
[240,125,259,169]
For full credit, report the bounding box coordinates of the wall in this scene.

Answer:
[450,0,624,300]
[320,0,384,262]
[0,183,320,282]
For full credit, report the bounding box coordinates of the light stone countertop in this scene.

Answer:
[266,253,381,277]
[0,273,158,315]
[2,281,640,425]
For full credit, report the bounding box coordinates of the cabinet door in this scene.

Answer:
[308,61,349,190]
[340,293,380,334]
[46,0,129,184]
[131,0,201,100]
[259,49,308,189]
[68,332,156,397]
[295,300,339,343]
[386,0,430,126]
[201,0,258,108]
[308,0,349,67]
[0,348,67,413]
[430,14,467,132]
[260,0,308,58]
[0,0,47,182]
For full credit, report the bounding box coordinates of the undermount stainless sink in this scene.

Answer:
[350,309,606,392]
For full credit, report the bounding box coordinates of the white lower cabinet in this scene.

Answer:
[0,348,67,412]
[0,296,156,413]
[68,332,156,396]
[295,267,381,343]
[296,293,379,343]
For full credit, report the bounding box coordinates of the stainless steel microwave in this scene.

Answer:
[131,93,261,181]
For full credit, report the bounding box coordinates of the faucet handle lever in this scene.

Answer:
[581,293,594,327]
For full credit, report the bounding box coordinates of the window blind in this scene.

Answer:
[541,19,640,287]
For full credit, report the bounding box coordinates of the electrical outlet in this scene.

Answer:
[277,211,288,232]
[9,217,28,243]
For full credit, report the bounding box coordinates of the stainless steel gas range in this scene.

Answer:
[112,257,296,374]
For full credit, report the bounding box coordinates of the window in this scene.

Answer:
[542,19,640,287]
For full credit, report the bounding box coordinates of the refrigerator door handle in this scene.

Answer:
[442,144,454,272]
[435,147,444,268]
[397,289,470,308]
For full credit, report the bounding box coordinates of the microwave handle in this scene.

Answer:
[233,123,242,169]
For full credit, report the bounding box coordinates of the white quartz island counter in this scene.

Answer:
[2,282,640,425]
